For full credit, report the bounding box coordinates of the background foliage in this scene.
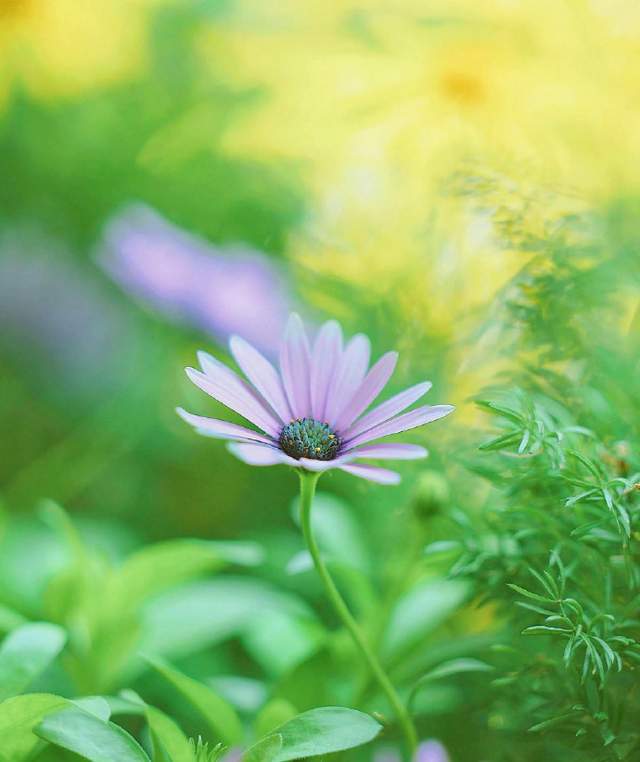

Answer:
[1,1,639,760]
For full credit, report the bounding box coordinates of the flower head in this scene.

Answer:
[178,314,453,484]
[98,204,292,356]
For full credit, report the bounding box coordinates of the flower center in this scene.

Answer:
[279,418,341,461]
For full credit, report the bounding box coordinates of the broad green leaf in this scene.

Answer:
[242,611,323,678]
[74,696,112,722]
[107,540,234,610]
[265,707,382,761]
[243,734,283,762]
[35,705,151,761]
[0,693,67,762]
[39,500,86,558]
[0,518,70,618]
[291,492,371,573]
[0,622,66,701]
[207,541,264,567]
[208,676,267,714]
[0,603,27,634]
[146,657,243,746]
[147,705,195,762]
[254,699,298,740]
[381,579,470,664]
[140,578,311,660]
[106,690,147,717]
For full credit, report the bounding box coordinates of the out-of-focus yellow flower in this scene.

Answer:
[202,0,640,200]
[0,0,166,107]
[197,0,638,404]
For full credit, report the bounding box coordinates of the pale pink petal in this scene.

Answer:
[339,463,401,484]
[345,404,454,449]
[334,351,398,434]
[325,334,371,427]
[227,442,298,467]
[310,320,343,421]
[345,443,428,460]
[187,359,280,437]
[343,381,432,441]
[280,313,312,419]
[176,407,274,444]
[297,454,356,472]
[229,335,292,423]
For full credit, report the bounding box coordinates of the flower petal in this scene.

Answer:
[339,463,401,485]
[176,407,275,444]
[310,320,343,421]
[334,351,398,433]
[297,454,356,472]
[343,381,432,441]
[345,404,455,449]
[280,313,312,418]
[229,335,292,423]
[227,442,298,466]
[187,356,281,437]
[325,334,371,427]
[346,443,428,460]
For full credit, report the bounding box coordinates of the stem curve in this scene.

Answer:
[297,470,418,757]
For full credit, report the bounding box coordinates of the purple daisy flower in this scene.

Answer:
[177,314,454,484]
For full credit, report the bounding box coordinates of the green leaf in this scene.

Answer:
[475,400,525,425]
[242,611,323,679]
[416,658,493,683]
[408,659,493,711]
[381,579,470,664]
[147,705,195,762]
[0,622,67,701]
[0,603,27,635]
[291,492,371,573]
[0,693,67,762]
[106,540,244,610]
[74,696,112,722]
[507,584,555,604]
[266,707,382,761]
[528,712,577,732]
[243,734,283,762]
[35,705,151,761]
[254,699,298,740]
[478,431,522,452]
[145,657,243,746]
[139,578,311,660]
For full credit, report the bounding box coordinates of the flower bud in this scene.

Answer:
[412,470,451,520]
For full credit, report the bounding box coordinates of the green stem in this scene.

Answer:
[298,471,418,757]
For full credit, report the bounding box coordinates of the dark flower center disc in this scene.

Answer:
[279,418,341,461]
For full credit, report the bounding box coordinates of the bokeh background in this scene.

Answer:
[2,2,640,760]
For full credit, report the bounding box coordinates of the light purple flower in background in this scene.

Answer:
[178,313,453,484]
[98,204,292,356]
[0,233,136,399]
[415,740,450,762]
[374,740,450,762]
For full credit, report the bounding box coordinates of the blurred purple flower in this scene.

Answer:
[98,204,292,356]
[0,231,137,399]
[415,740,450,762]
[374,740,450,762]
